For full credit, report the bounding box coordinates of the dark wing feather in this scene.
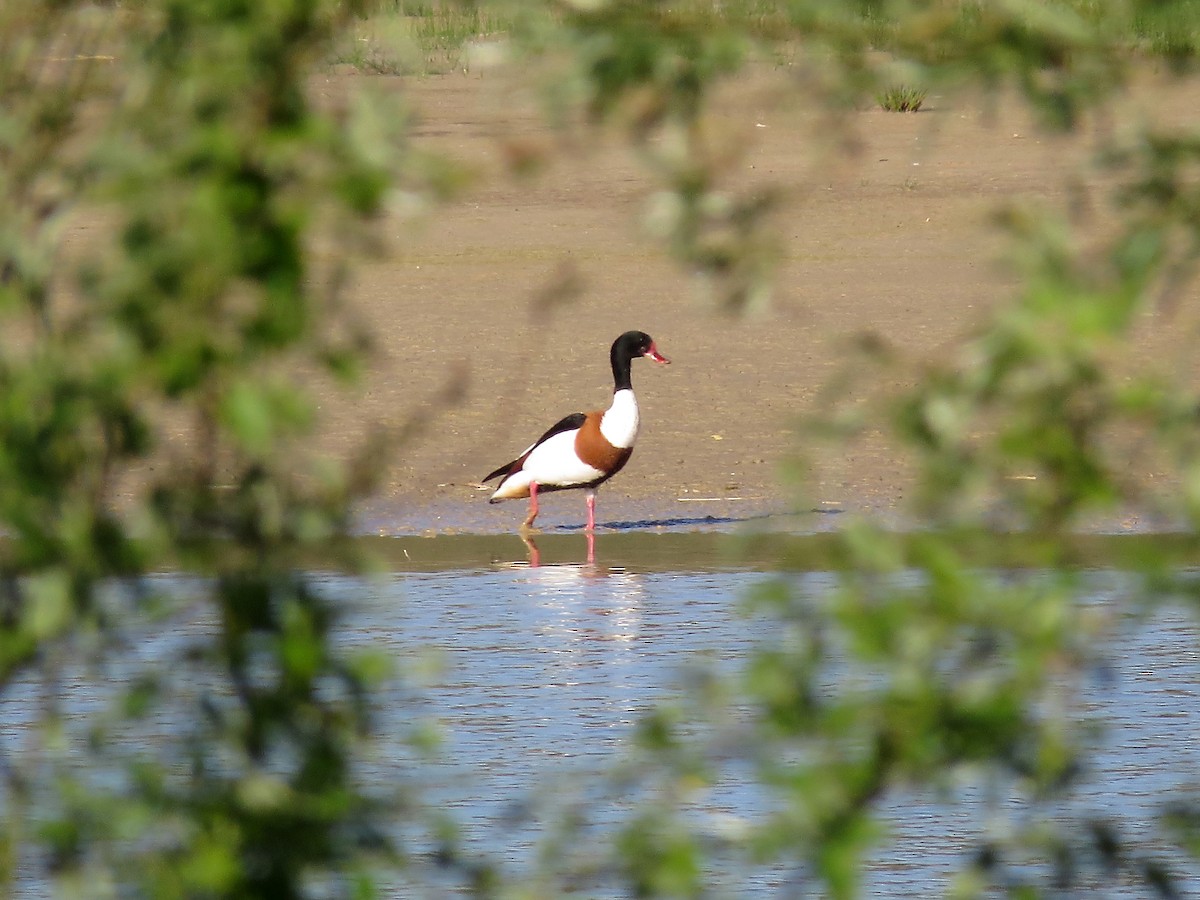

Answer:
[482,458,520,484]
[530,411,588,447]
[481,412,587,482]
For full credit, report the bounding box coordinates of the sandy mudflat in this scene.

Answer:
[305,66,1196,535]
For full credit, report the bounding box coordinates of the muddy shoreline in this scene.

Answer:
[314,69,1199,533]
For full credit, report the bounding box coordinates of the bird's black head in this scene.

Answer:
[612,330,670,367]
[610,331,670,390]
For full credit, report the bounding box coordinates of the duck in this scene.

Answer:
[482,330,670,532]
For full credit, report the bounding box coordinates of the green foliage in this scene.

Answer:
[8,0,1200,897]
[0,0,435,896]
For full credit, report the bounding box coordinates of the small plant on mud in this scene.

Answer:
[877,85,927,111]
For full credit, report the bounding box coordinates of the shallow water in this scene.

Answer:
[4,532,1200,896]
[334,535,1200,895]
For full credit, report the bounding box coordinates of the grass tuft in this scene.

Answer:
[876,85,927,112]
[331,1,520,75]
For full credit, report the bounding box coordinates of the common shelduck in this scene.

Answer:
[482,330,670,531]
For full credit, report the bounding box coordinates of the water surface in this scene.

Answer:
[4,531,1200,896]
[330,533,1200,895]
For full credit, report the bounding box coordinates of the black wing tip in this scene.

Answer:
[482,465,512,483]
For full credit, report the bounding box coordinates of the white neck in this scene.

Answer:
[600,389,640,449]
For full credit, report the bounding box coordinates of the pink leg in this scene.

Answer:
[521,481,540,531]
[585,492,596,532]
[586,530,595,566]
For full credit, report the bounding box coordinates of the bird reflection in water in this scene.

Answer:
[519,530,596,569]
[510,532,646,667]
